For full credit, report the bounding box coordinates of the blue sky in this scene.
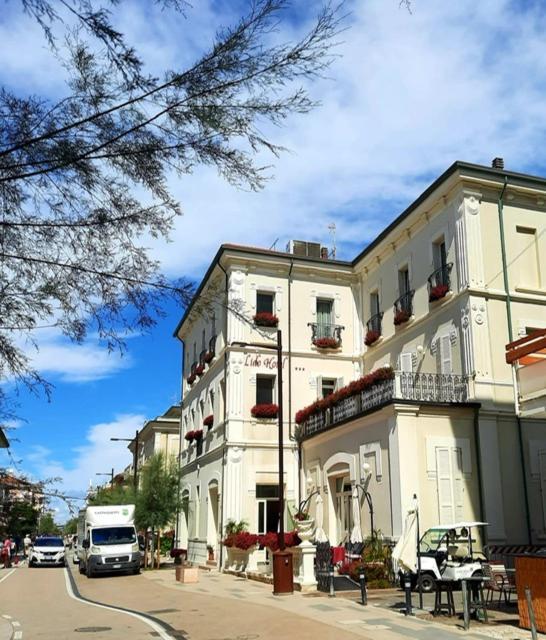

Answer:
[3,0,546,521]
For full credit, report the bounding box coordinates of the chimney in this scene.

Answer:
[320,246,329,260]
[491,157,504,170]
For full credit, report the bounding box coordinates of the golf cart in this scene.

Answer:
[412,521,488,592]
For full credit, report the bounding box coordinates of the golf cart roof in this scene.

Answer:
[427,522,488,530]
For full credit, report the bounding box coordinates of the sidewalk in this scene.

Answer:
[143,567,522,640]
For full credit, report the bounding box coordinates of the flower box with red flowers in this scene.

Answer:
[364,329,381,347]
[312,337,340,349]
[429,284,450,302]
[253,312,279,328]
[251,403,279,419]
[393,309,411,326]
[195,364,205,377]
[184,430,195,442]
[258,531,301,552]
[187,373,196,386]
[204,351,214,364]
[222,532,259,550]
[193,429,204,441]
[203,415,214,428]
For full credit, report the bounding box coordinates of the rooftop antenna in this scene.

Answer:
[328,223,337,259]
[269,238,279,251]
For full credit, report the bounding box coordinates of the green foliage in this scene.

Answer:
[362,530,392,563]
[6,502,39,538]
[134,453,181,531]
[38,513,59,535]
[63,517,78,534]
[160,535,173,556]
[224,519,248,536]
[88,483,136,507]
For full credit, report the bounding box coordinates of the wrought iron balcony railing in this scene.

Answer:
[428,263,453,301]
[297,372,468,441]
[366,312,383,335]
[394,290,414,315]
[308,322,344,345]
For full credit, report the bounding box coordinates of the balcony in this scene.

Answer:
[308,323,344,349]
[428,263,453,302]
[365,312,383,346]
[393,290,415,325]
[296,371,468,440]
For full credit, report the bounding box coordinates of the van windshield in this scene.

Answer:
[91,527,136,545]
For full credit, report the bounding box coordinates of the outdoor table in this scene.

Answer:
[461,576,488,630]
[433,579,456,617]
[331,546,345,565]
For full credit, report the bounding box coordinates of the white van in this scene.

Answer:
[77,504,140,578]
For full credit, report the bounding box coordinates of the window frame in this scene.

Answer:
[256,374,275,405]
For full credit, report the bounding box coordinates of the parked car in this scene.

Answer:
[28,537,66,568]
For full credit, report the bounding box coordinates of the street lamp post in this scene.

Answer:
[232,329,293,595]
[110,430,140,489]
[96,468,114,488]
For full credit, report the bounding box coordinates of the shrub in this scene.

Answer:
[203,414,214,428]
[429,284,449,302]
[253,312,279,327]
[251,403,279,419]
[364,329,380,346]
[394,309,411,325]
[313,336,340,349]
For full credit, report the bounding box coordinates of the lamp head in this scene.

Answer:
[361,461,372,482]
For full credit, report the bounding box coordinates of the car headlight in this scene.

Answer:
[91,545,101,554]
[131,543,139,552]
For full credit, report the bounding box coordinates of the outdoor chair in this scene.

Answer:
[483,562,515,606]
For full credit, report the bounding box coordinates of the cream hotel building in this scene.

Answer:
[175,159,546,566]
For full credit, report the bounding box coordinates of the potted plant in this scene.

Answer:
[184,430,195,443]
[195,363,205,376]
[364,329,380,346]
[170,548,187,566]
[429,283,449,302]
[312,336,340,349]
[207,545,215,562]
[222,520,258,572]
[394,308,411,326]
[251,403,279,419]
[187,373,196,385]
[193,429,203,441]
[203,414,214,429]
[253,311,279,327]
[293,508,315,543]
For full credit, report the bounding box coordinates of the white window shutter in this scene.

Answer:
[316,376,323,398]
[436,447,454,524]
[399,352,413,372]
[452,448,464,522]
[440,335,452,374]
[539,450,546,530]
[336,377,344,391]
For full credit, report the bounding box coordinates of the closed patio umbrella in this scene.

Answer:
[392,510,417,573]
[314,493,328,542]
[350,486,363,543]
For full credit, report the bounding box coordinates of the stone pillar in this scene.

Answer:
[294,542,317,592]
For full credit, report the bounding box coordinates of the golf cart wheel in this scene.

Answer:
[416,573,437,593]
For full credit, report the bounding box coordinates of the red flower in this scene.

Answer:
[184,430,195,442]
[203,415,214,428]
[429,284,449,302]
[187,373,196,385]
[253,312,279,327]
[364,330,381,346]
[258,531,301,551]
[193,429,203,441]
[394,309,411,325]
[195,364,205,376]
[251,403,279,419]
[204,351,214,364]
[222,532,259,550]
[313,337,340,349]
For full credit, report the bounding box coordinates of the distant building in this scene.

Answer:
[0,472,46,530]
[176,159,546,568]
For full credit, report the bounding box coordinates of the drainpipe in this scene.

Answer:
[472,405,487,546]
[497,178,532,543]
[217,260,229,568]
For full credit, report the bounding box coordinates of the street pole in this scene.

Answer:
[414,493,423,610]
[277,329,285,552]
[133,430,139,490]
[111,468,114,489]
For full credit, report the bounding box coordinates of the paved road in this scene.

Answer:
[0,564,158,639]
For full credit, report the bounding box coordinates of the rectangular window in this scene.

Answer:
[398,267,410,296]
[256,375,274,405]
[399,352,413,372]
[202,329,206,351]
[211,312,216,336]
[193,342,197,362]
[316,298,333,338]
[257,292,274,314]
[321,377,337,398]
[256,484,280,535]
[334,476,354,542]
[436,335,453,374]
[433,238,447,271]
[370,291,380,317]
[516,226,540,288]
[436,447,464,524]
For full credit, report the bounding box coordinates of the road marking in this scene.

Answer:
[0,570,16,585]
[12,620,20,627]
[14,631,22,639]
[1,615,12,620]
[63,568,175,640]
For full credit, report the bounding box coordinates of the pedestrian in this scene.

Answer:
[23,533,31,559]
[2,538,11,569]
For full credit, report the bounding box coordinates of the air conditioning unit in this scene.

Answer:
[286,240,322,258]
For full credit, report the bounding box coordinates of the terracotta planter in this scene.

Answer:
[176,565,199,583]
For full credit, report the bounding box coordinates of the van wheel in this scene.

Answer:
[416,573,437,593]
[78,561,85,574]
[86,564,94,578]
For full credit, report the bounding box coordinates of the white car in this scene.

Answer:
[29,537,66,567]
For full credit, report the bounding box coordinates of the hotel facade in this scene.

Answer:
[175,160,546,566]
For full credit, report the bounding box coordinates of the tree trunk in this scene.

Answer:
[156,531,161,569]
[150,528,155,569]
